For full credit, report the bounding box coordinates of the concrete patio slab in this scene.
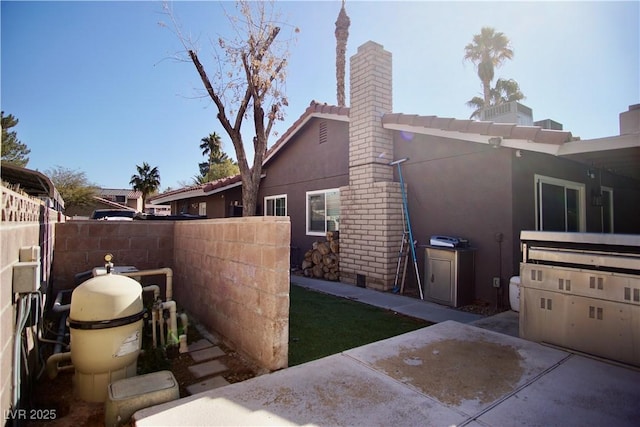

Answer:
[134,321,640,426]
[344,321,570,416]
[135,352,467,426]
[188,359,228,379]
[189,346,226,362]
[477,354,640,426]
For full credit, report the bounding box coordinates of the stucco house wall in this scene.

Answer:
[392,132,514,302]
[259,116,349,258]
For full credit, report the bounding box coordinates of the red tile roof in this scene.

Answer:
[382,113,573,145]
[202,174,242,193]
[148,184,206,202]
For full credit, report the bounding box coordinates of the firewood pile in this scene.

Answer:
[301,231,340,281]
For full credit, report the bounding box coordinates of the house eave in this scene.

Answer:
[151,188,205,204]
[383,122,561,155]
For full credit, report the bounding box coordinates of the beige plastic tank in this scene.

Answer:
[69,273,144,402]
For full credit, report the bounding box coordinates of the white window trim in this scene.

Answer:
[534,174,586,232]
[306,188,340,236]
[264,194,288,216]
[198,202,207,216]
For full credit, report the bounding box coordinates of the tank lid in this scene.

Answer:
[70,274,143,322]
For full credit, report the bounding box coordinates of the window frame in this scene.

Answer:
[264,194,288,217]
[534,174,586,232]
[306,188,340,236]
[601,186,614,233]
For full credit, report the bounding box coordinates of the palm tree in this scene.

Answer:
[130,162,161,209]
[464,27,514,106]
[467,78,525,119]
[199,133,225,164]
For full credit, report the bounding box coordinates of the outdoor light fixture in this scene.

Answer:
[488,137,502,148]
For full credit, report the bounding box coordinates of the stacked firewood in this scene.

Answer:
[301,231,340,281]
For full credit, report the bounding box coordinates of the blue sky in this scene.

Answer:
[2,1,638,191]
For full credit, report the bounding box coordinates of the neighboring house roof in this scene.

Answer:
[149,184,207,204]
[98,188,142,199]
[203,174,243,194]
[382,113,640,181]
[92,196,137,211]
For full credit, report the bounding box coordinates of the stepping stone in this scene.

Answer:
[190,346,226,362]
[188,339,214,353]
[188,360,228,379]
[186,376,230,395]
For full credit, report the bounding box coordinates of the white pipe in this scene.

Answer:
[179,335,188,354]
[120,267,173,301]
[151,309,158,349]
[13,295,32,411]
[179,312,189,337]
[142,284,160,301]
[46,352,72,380]
[159,313,165,347]
[160,300,179,346]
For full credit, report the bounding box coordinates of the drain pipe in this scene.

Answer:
[179,312,189,337]
[160,300,179,346]
[46,352,72,379]
[12,294,31,413]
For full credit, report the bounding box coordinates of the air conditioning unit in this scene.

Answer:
[480,101,533,126]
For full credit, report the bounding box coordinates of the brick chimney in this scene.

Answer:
[339,41,404,291]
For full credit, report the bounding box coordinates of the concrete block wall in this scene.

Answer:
[53,217,290,372]
[173,217,290,371]
[340,41,405,290]
[53,221,175,291]
[1,187,59,417]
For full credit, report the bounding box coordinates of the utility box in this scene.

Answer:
[424,246,475,307]
[105,370,179,427]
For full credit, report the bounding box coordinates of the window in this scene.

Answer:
[264,194,287,216]
[535,175,585,232]
[306,189,340,235]
[601,187,614,233]
[198,202,206,216]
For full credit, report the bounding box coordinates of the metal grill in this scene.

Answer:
[519,231,640,367]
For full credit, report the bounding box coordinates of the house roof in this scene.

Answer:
[203,174,243,194]
[149,184,207,204]
[382,113,573,145]
[150,100,349,204]
[263,100,350,165]
[99,188,142,199]
[151,102,639,204]
[92,197,137,211]
[382,113,640,181]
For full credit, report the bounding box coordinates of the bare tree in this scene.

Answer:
[162,1,297,216]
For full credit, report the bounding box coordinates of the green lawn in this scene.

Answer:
[288,284,432,366]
